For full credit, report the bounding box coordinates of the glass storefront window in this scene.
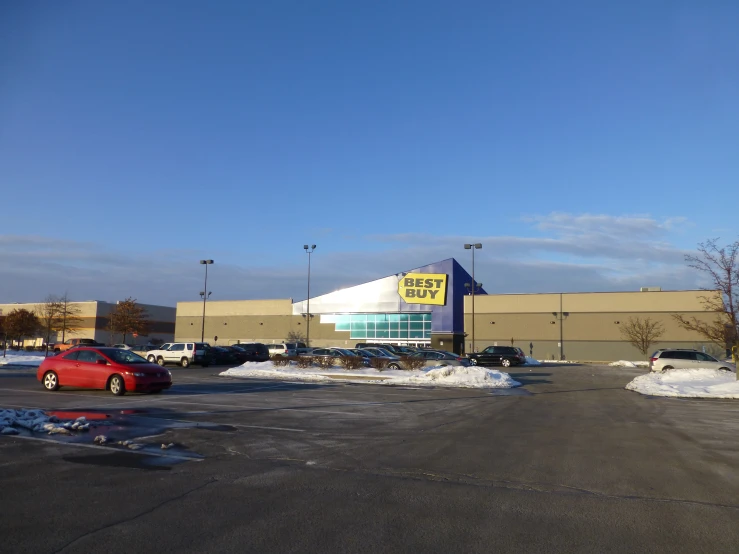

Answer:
[328,312,432,340]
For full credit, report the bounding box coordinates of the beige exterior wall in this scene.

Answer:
[465,290,722,361]
[175,300,354,347]
[0,301,176,347]
[174,290,723,360]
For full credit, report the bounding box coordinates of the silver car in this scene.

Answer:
[649,349,736,372]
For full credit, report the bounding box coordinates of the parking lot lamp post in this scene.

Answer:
[199,260,214,342]
[464,243,482,354]
[304,245,316,347]
[552,293,569,360]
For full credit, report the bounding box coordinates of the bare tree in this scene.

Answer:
[673,239,739,360]
[286,329,306,344]
[55,293,83,343]
[107,298,149,344]
[36,295,62,357]
[619,317,665,359]
[3,309,41,349]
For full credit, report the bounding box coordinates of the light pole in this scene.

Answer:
[464,243,482,354]
[199,260,214,342]
[303,245,316,346]
[552,293,569,360]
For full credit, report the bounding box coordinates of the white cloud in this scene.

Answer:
[0,213,712,306]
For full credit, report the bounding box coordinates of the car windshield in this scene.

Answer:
[103,349,148,364]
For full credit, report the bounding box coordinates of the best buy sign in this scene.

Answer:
[398,273,448,305]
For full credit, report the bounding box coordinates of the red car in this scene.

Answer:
[37,347,172,396]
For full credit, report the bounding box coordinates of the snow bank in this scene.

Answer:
[0,352,46,367]
[524,356,541,366]
[0,408,93,435]
[609,360,649,368]
[625,369,739,399]
[402,365,521,388]
[220,361,520,389]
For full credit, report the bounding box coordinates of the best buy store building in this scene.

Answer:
[174,258,718,361]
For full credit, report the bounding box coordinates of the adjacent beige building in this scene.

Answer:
[465,290,720,361]
[0,301,176,347]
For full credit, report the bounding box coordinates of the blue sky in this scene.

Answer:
[1,1,737,305]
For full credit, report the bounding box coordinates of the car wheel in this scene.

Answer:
[201,363,210,368]
[662,365,673,371]
[157,357,165,366]
[180,357,190,368]
[53,348,60,353]
[388,363,401,370]
[43,371,59,391]
[469,358,478,366]
[147,355,155,363]
[109,375,126,396]
[150,389,163,394]
[718,367,732,372]
[501,358,511,368]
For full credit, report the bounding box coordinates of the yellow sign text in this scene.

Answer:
[398,273,448,306]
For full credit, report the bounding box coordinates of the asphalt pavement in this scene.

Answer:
[1,363,738,553]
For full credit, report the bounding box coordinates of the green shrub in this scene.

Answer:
[314,356,335,369]
[339,355,364,370]
[400,355,425,371]
[295,356,313,368]
[271,355,290,367]
[369,357,389,371]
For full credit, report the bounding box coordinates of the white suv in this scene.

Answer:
[649,349,735,372]
[146,342,210,368]
[267,342,306,357]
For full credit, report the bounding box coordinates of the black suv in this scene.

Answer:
[232,343,270,362]
[467,346,526,368]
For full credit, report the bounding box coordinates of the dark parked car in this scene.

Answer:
[390,350,470,370]
[355,348,401,363]
[205,346,240,366]
[232,343,270,362]
[354,343,402,354]
[467,346,526,368]
[306,348,369,366]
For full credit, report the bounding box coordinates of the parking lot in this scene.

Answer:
[1,363,739,553]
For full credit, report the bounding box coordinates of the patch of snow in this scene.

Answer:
[610,360,650,368]
[220,361,520,389]
[524,356,541,366]
[0,407,96,436]
[626,368,739,399]
[0,353,46,367]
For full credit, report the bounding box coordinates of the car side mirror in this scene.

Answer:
[96,359,107,365]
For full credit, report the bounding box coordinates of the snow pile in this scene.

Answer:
[0,352,46,367]
[524,356,541,366]
[0,408,92,435]
[220,361,520,389]
[626,369,739,399]
[609,360,649,368]
[404,365,520,388]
